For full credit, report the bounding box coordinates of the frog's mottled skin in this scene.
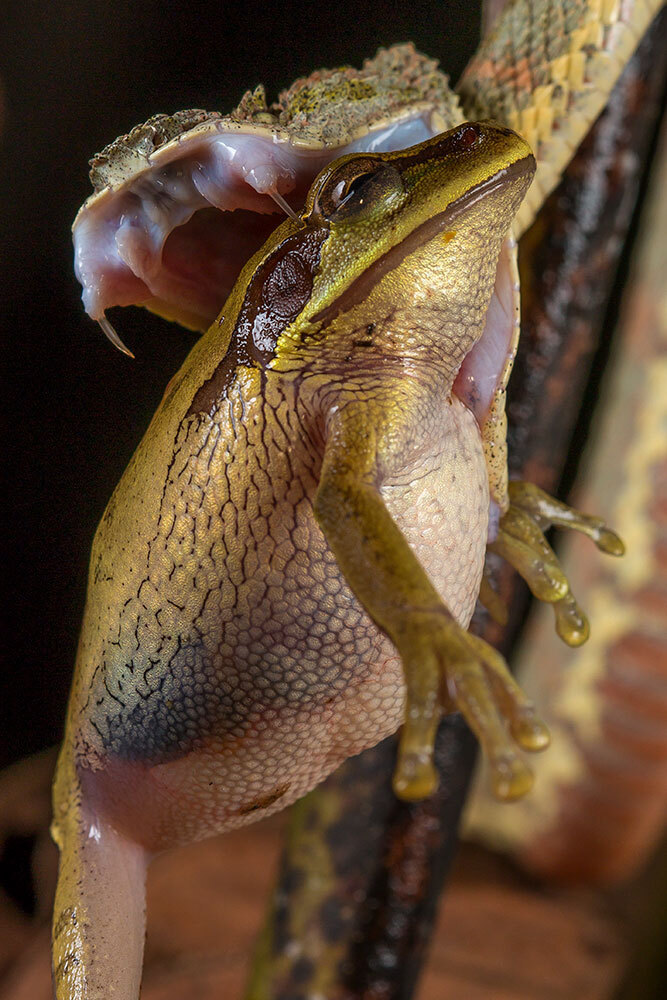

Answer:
[54,121,544,1000]
[52,2,659,996]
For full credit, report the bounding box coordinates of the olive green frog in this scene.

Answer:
[51,38,631,1000]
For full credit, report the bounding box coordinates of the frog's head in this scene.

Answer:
[205,120,534,423]
[297,120,534,332]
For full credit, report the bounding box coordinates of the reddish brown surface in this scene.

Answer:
[518,628,667,886]
[421,846,629,1000]
[0,751,638,1000]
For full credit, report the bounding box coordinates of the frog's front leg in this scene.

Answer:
[313,399,550,803]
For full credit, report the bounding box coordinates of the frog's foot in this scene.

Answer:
[392,616,550,803]
[489,481,624,646]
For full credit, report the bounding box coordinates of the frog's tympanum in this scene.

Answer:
[52,39,631,1000]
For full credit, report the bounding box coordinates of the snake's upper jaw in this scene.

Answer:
[72,112,443,342]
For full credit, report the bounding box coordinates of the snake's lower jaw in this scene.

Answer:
[486,480,624,646]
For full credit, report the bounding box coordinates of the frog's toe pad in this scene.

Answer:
[554,590,590,646]
[491,754,534,801]
[510,710,550,752]
[392,752,438,801]
[393,622,550,804]
[489,480,623,646]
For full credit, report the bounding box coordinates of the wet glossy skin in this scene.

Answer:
[50,0,658,992]
[52,122,549,999]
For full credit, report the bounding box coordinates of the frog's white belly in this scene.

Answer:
[79,397,487,851]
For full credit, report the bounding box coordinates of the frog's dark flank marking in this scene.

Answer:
[187,227,328,418]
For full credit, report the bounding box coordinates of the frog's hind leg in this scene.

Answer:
[51,750,148,1000]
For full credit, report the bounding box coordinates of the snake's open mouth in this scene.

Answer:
[73,114,523,437]
[72,112,439,332]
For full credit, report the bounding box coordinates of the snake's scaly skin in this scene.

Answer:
[459,0,664,235]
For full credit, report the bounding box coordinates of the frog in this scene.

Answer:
[51,11,658,994]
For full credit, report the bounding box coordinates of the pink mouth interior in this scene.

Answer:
[73,115,436,330]
[150,207,290,330]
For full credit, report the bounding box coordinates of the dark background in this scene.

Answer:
[1,2,481,768]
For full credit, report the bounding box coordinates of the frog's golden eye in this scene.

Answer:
[313,159,404,222]
[330,168,381,208]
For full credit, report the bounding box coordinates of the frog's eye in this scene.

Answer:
[313,160,404,221]
[448,124,481,153]
[330,168,383,208]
